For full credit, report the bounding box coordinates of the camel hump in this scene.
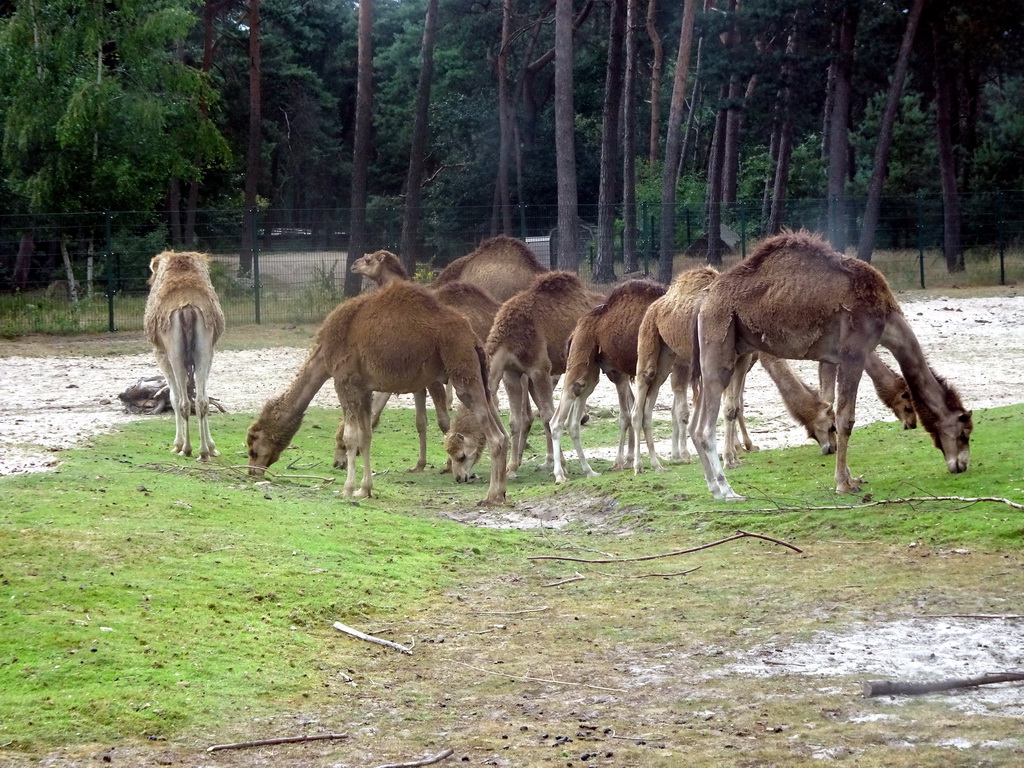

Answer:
[669,265,719,295]
[591,279,666,316]
[433,280,499,308]
[530,270,583,296]
[434,235,544,284]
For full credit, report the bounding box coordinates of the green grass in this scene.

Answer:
[1,402,1022,753]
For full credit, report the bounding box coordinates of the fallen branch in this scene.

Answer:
[372,747,455,768]
[527,530,801,564]
[714,495,1024,515]
[634,566,702,579]
[208,733,348,752]
[333,621,413,655]
[918,614,1024,620]
[473,606,549,615]
[864,672,1024,697]
[448,659,625,692]
[231,465,337,484]
[542,572,585,588]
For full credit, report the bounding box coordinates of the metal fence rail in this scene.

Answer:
[1,195,1021,336]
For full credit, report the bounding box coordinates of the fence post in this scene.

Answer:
[915,193,925,290]
[251,208,262,324]
[998,191,1006,286]
[104,211,115,332]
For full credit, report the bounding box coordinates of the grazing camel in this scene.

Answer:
[246,281,509,504]
[345,250,502,471]
[432,234,547,302]
[549,280,667,483]
[820,354,917,429]
[446,271,602,481]
[690,229,972,500]
[143,251,225,462]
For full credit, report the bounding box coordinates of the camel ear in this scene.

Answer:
[454,432,466,444]
[960,411,973,423]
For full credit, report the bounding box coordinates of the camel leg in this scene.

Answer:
[551,364,600,483]
[338,386,374,498]
[192,323,219,461]
[154,322,193,458]
[631,346,673,474]
[723,353,755,469]
[427,380,452,434]
[528,370,559,474]
[690,317,745,501]
[455,384,509,506]
[669,360,691,463]
[833,357,866,494]
[818,361,838,407]
[503,372,528,478]
[370,391,392,429]
[409,389,429,473]
[607,370,635,471]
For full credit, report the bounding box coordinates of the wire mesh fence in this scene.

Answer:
[1,194,1022,336]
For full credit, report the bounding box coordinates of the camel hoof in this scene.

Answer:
[407,466,426,473]
[584,470,600,479]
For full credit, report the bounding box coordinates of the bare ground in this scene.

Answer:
[2,291,1024,766]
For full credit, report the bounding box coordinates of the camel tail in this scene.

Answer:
[179,305,199,400]
[475,345,491,402]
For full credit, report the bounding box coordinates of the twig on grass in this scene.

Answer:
[372,747,455,768]
[542,572,585,588]
[863,672,1024,697]
[712,495,1024,515]
[634,566,702,579]
[333,621,413,655]
[919,613,1024,620]
[472,606,549,615]
[527,530,801,564]
[448,659,626,692]
[207,733,348,752]
[229,464,337,484]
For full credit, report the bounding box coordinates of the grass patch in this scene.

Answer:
[1,402,1022,764]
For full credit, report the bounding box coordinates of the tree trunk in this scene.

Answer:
[646,0,663,165]
[826,4,857,252]
[186,0,225,246]
[931,15,963,272]
[13,229,34,292]
[704,98,727,267]
[399,0,440,275]
[679,34,704,178]
[492,0,514,238]
[594,0,626,283]
[345,0,375,297]
[239,0,261,277]
[768,23,798,235]
[621,0,639,273]
[856,0,925,262]
[554,0,580,271]
[655,0,699,283]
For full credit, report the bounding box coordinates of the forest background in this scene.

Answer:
[1,0,1023,303]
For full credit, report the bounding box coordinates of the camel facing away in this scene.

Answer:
[446,271,602,481]
[549,279,667,483]
[432,235,547,302]
[691,229,972,500]
[246,281,509,504]
[143,251,225,461]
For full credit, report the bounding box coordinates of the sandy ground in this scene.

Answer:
[1,293,1023,476]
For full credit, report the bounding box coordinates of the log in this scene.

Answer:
[372,747,455,768]
[333,621,413,654]
[863,672,1024,697]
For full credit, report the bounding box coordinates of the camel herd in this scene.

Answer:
[143,230,973,505]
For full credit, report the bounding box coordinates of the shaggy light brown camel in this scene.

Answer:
[432,234,547,302]
[347,249,502,471]
[246,281,509,504]
[549,280,667,483]
[446,271,602,481]
[690,229,972,500]
[143,251,225,462]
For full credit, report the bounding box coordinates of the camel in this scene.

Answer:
[820,355,917,430]
[690,229,972,500]
[143,250,225,462]
[246,281,509,504]
[346,249,502,471]
[446,271,602,480]
[549,280,667,483]
[432,234,547,302]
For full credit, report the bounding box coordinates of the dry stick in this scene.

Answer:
[230,464,337,484]
[920,614,1024,620]
[542,572,585,588]
[449,659,626,692]
[863,672,1024,698]
[527,530,802,564]
[714,495,1024,515]
[634,566,702,579]
[473,606,549,615]
[208,733,348,752]
[372,747,455,768]
[333,621,413,655]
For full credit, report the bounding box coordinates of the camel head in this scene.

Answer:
[894,390,918,430]
[932,409,973,474]
[444,430,483,483]
[804,404,838,456]
[245,418,286,476]
[351,250,407,285]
